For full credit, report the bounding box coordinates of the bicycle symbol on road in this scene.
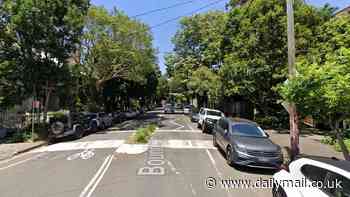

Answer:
[67,149,95,161]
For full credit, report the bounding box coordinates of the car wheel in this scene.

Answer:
[226,146,234,166]
[91,122,98,133]
[202,123,207,133]
[74,126,84,139]
[101,123,106,130]
[213,135,218,147]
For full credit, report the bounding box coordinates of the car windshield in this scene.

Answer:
[232,124,267,138]
[207,110,221,117]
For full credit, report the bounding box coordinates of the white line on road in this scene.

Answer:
[169,120,185,130]
[86,155,114,197]
[79,155,112,197]
[205,149,232,197]
[190,183,197,196]
[0,152,47,171]
[205,149,223,177]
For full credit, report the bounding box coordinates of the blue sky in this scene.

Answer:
[91,0,350,73]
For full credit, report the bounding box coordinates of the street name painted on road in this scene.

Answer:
[137,141,165,175]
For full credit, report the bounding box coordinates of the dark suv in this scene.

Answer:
[213,118,283,169]
[49,112,89,142]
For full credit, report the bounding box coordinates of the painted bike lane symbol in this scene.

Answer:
[67,149,95,161]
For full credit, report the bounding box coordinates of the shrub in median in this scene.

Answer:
[128,124,157,144]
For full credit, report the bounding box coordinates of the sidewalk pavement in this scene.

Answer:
[0,141,47,161]
[267,130,343,160]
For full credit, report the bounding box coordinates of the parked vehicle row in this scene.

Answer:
[49,109,144,143]
[197,108,224,133]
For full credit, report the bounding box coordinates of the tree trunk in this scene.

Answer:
[289,103,300,160]
[335,120,350,161]
[43,82,53,124]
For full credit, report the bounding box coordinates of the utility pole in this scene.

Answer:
[286,0,300,160]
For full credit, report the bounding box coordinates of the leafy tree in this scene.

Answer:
[279,16,350,160]
[172,11,227,68]
[188,67,220,107]
[81,6,159,111]
[221,0,334,117]
[0,0,89,119]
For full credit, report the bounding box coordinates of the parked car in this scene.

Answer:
[183,105,193,114]
[164,104,175,114]
[197,108,224,133]
[213,118,283,169]
[190,112,199,122]
[272,157,350,197]
[112,112,124,123]
[49,112,89,142]
[125,110,138,119]
[84,112,113,132]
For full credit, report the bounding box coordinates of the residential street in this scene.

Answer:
[0,110,274,197]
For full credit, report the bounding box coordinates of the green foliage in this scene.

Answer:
[80,6,159,112]
[0,0,90,109]
[335,139,350,152]
[166,11,227,106]
[279,16,350,157]
[221,0,332,116]
[279,16,350,123]
[5,123,49,143]
[129,124,156,144]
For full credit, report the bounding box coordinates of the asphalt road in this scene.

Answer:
[0,109,274,197]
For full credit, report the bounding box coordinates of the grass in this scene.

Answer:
[335,139,350,152]
[127,124,157,144]
[321,135,350,153]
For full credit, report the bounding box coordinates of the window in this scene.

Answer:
[301,165,350,197]
[301,164,328,183]
[207,110,222,117]
[231,124,266,137]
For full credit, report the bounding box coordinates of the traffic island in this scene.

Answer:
[127,124,156,144]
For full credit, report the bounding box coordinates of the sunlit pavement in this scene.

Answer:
[0,111,273,197]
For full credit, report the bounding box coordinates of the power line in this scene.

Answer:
[131,0,196,18]
[149,0,227,30]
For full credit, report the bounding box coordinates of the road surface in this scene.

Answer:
[0,109,274,197]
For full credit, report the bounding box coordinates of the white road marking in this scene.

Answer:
[152,140,215,149]
[79,155,112,197]
[107,129,201,133]
[0,153,47,171]
[206,149,223,177]
[190,183,197,196]
[67,149,95,161]
[167,160,180,174]
[115,144,148,154]
[33,140,124,152]
[86,155,114,197]
[169,120,185,130]
[206,149,232,197]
